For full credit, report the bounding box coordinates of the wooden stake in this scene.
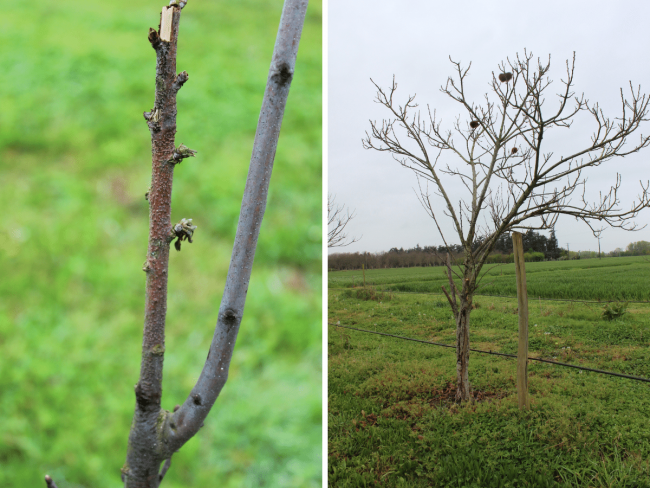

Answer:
[512,232,530,410]
[362,263,366,287]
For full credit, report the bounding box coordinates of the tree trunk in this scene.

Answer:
[455,296,472,402]
[454,267,474,402]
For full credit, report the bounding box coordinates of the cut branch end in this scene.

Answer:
[160,7,173,42]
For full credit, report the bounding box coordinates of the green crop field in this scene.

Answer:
[329,256,650,301]
[0,1,321,487]
[328,260,650,487]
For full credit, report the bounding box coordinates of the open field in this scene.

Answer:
[0,1,321,486]
[329,256,650,301]
[328,259,650,487]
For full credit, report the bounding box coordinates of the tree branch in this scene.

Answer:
[124,3,186,485]
[158,457,172,483]
[164,0,308,453]
[328,194,361,247]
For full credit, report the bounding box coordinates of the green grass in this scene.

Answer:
[0,0,321,486]
[328,262,650,487]
[329,256,650,301]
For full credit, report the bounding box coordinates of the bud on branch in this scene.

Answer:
[172,218,197,251]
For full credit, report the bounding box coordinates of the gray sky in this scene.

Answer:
[328,0,650,255]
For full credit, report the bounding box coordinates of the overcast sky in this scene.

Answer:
[328,0,650,255]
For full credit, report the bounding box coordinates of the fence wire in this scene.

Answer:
[330,322,650,384]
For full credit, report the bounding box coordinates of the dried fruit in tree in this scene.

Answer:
[498,72,513,82]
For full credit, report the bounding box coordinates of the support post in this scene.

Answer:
[512,232,530,410]
[362,263,366,287]
[598,236,602,259]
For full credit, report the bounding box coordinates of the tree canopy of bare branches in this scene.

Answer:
[363,51,650,401]
[328,194,361,247]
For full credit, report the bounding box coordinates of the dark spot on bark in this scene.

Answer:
[192,393,202,405]
[273,62,293,85]
[173,404,180,412]
[135,382,146,407]
[135,381,161,409]
[222,308,238,331]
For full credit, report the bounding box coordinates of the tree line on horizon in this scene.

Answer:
[328,230,650,271]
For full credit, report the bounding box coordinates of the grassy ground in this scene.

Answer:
[328,261,650,487]
[0,0,321,487]
[329,256,650,301]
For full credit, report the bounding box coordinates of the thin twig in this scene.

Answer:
[158,457,172,482]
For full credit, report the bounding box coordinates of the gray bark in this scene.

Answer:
[163,0,308,454]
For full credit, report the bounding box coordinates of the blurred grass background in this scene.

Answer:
[0,0,321,486]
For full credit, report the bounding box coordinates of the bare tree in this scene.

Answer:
[44,1,307,486]
[363,51,650,402]
[328,193,362,247]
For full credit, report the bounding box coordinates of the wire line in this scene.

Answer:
[330,323,650,384]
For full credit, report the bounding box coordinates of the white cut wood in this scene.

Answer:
[160,6,173,42]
